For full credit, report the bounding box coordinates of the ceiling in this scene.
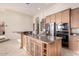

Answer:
[0,3,55,16]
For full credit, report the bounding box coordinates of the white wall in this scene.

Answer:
[0,10,33,40]
[34,3,79,21]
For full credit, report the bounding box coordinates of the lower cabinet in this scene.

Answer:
[69,36,79,54]
[23,36,61,56]
[47,39,61,56]
[23,35,31,55]
[23,35,26,50]
[30,39,35,55]
[35,42,42,56]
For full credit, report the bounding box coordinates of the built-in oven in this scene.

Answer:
[56,23,69,48]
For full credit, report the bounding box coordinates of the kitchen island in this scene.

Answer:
[23,34,62,56]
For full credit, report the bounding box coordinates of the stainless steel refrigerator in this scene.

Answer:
[45,23,56,36]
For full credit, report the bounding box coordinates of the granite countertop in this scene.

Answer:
[25,34,62,44]
[70,35,79,38]
[70,35,79,41]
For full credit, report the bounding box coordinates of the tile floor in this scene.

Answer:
[0,39,79,56]
[0,39,27,56]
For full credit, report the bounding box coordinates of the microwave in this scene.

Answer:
[56,23,68,31]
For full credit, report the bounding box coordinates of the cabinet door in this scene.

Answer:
[47,44,56,56]
[46,16,51,23]
[73,38,79,51]
[56,12,62,24]
[30,39,35,55]
[23,35,25,49]
[61,9,70,23]
[50,14,55,23]
[27,37,31,52]
[69,37,79,51]
[23,35,28,51]
[47,39,61,56]
[69,38,73,50]
[71,8,79,28]
[26,37,29,51]
[35,42,42,56]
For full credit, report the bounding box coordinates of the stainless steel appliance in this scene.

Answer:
[61,23,68,30]
[56,23,62,31]
[33,23,37,35]
[50,23,56,36]
[45,23,50,35]
[56,23,69,48]
[56,23,68,31]
[45,23,56,36]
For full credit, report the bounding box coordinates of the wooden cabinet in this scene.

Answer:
[50,14,56,23]
[47,43,56,56]
[30,39,42,56]
[47,39,61,56]
[30,39,35,55]
[55,12,62,24]
[46,16,51,23]
[27,37,30,52]
[23,36,42,56]
[61,9,70,23]
[23,35,31,55]
[45,9,71,24]
[69,36,79,54]
[23,35,27,51]
[23,35,61,56]
[71,8,79,28]
[35,42,42,56]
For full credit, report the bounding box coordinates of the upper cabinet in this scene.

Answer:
[45,9,71,24]
[61,9,70,23]
[71,8,79,28]
[55,12,62,24]
[50,14,56,23]
[46,16,51,23]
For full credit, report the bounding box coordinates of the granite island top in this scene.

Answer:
[24,34,62,44]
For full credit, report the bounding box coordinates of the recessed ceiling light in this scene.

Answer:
[37,8,41,10]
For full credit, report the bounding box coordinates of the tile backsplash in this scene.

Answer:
[72,29,79,34]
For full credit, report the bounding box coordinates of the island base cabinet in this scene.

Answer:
[23,36,61,56]
[35,43,42,56]
[30,39,35,55]
[29,37,42,56]
[47,39,61,56]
